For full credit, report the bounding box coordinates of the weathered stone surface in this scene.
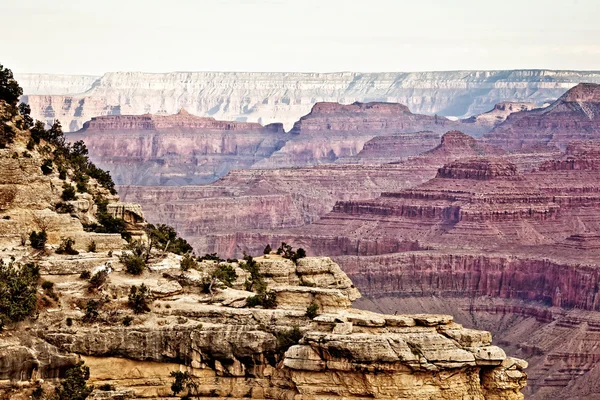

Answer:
[19,70,600,132]
[484,83,600,150]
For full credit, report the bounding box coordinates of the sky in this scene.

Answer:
[2,0,600,75]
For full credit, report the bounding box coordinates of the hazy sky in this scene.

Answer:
[3,0,599,75]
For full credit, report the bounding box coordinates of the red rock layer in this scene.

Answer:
[484,83,600,151]
[81,108,284,133]
[68,110,287,185]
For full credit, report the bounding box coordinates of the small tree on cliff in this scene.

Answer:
[51,361,93,400]
[0,64,22,106]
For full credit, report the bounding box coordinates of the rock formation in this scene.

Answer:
[68,109,286,185]
[484,83,600,150]
[461,102,540,130]
[181,141,600,399]
[251,101,487,168]
[17,69,600,131]
[0,82,526,399]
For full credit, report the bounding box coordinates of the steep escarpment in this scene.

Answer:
[0,68,526,400]
[194,143,600,398]
[69,109,286,185]
[251,102,487,168]
[18,69,600,131]
[484,83,600,150]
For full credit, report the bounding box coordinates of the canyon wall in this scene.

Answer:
[68,109,287,185]
[484,83,600,150]
[18,69,600,131]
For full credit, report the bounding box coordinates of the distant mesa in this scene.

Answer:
[483,83,600,150]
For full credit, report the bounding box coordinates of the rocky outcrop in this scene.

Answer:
[461,102,540,130]
[18,70,600,131]
[336,131,442,165]
[2,252,526,400]
[484,83,600,151]
[68,110,287,185]
[253,102,488,168]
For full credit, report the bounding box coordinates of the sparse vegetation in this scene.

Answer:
[128,284,152,314]
[29,230,47,250]
[276,242,306,263]
[82,299,102,323]
[120,250,146,275]
[87,241,97,253]
[0,261,39,329]
[180,253,197,271]
[88,270,108,291]
[306,302,319,319]
[79,270,91,280]
[61,183,77,201]
[263,244,272,254]
[122,315,134,326]
[56,238,79,255]
[66,317,73,327]
[197,253,224,262]
[276,326,303,353]
[170,371,198,399]
[246,290,277,309]
[212,264,237,287]
[41,159,53,175]
[50,361,93,400]
[147,223,193,256]
[55,201,75,214]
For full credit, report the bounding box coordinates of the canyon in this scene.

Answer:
[115,83,600,399]
[18,70,600,131]
[0,96,525,399]
[68,101,492,185]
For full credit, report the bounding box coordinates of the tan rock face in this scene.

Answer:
[1,250,526,399]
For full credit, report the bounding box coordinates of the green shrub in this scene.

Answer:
[29,231,47,250]
[213,264,237,287]
[0,262,39,326]
[79,270,91,280]
[56,238,79,255]
[128,284,152,314]
[88,270,108,290]
[120,253,146,275]
[61,183,76,201]
[147,224,193,255]
[276,242,306,263]
[197,253,224,262]
[170,371,198,397]
[122,316,133,326]
[52,361,93,400]
[58,167,67,180]
[55,202,75,214]
[0,64,22,106]
[41,280,54,290]
[82,299,101,323]
[263,244,272,254]
[276,326,303,353]
[98,383,114,391]
[66,317,73,327]
[180,253,197,271]
[246,290,277,309]
[26,138,35,151]
[41,159,53,175]
[241,255,265,293]
[306,302,319,319]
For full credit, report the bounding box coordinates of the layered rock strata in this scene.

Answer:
[484,83,600,150]
[253,102,487,168]
[2,252,527,400]
[68,109,286,185]
[18,69,600,131]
